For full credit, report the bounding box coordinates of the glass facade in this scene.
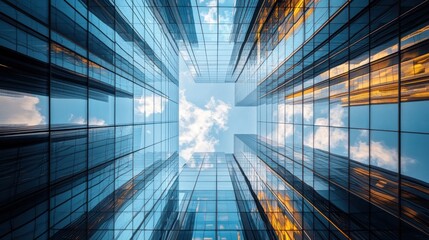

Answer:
[168,153,276,239]
[233,0,429,239]
[1,0,429,239]
[0,0,179,239]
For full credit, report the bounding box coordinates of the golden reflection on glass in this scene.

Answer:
[401,52,429,101]
[329,62,348,78]
[370,42,399,62]
[283,58,409,107]
[330,77,348,106]
[350,53,370,70]
[51,43,103,75]
[351,165,400,214]
[314,83,329,100]
[257,191,301,240]
[370,65,399,104]
[314,69,330,84]
[349,72,370,105]
[370,171,398,211]
[401,24,429,50]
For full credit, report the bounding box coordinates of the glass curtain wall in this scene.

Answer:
[0,0,179,239]
[235,0,429,239]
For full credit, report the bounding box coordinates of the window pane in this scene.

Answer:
[401,133,429,183]
[370,130,398,172]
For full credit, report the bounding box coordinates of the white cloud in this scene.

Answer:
[349,140,369,163]
[369,141,398,170]
[179,89,231,161]
[308,104,347,151]
[69,114,86,125]
[0,94,45,125]
[350,137,416,172]
[349,130,369,164]
[201,1,217,24]
[201,0,233,28]
[267,103,313,147]
[267,123,293,147]
[312,126,329,151]
[200,0,232,35]
[70,115,107,126]
[267,101,416,172]
[303,103,313,123]
[89,117,106,126]
[207,0,218,7]
[135,95,167,117]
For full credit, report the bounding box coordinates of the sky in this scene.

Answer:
[178,57,256,161]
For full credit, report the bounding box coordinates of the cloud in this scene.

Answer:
[89,117,106,126]
[268,123,293,147]
[200,0,232,34]
[267,103,312,146]
[70,116,106,126]
[311,105,347,152]
[0,94,45,125]
[135,95,167,118]
[69,114,86,125]
[179,89,231,161]
[303,104,313,123]
[350,132,416,172]
[201,1,217,24]
[350,143,369,164]
[329,104,346,127]
[266,101,416,171]
[200,0,233,27]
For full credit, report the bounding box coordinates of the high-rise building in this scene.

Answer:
[232,0,429,238]
[167,152,277,239]
[0,0,179,238]
[1,0,429,239]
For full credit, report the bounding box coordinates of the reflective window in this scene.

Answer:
[350,129,369,165]
[370,130,398,172]
[401,22,429,50]
[350,105,369,129]
[370,38,398,62]
[89,88,114,126]
[401,101,429,133]
[0,90,48,129]
[50,130,87,181]
[89,127,114,168]
[370,104,398,131]
[51,79,87,128]
[330,127,348,157]
[0,133,49,204]
[401,133,429,183]
[370,60,398,105]
[314,126,329,151]
[115,92,133,125]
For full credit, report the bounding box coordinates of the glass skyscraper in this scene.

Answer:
[1,0,429,239]
[0,0,179,238]
[232,0,429,238]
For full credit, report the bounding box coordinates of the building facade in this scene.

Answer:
[0,0,179,239]
[167,152,277,239]
[233,0,429,239]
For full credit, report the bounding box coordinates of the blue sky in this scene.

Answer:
[179,57,256,160]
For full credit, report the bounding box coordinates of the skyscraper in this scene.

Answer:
[0,0,179,238]
[1,0,429,239]
[234,0,429,238]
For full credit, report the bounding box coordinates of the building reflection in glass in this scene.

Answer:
[0,0,179,239]
[238,0,429,238]
[167,153,276,239]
